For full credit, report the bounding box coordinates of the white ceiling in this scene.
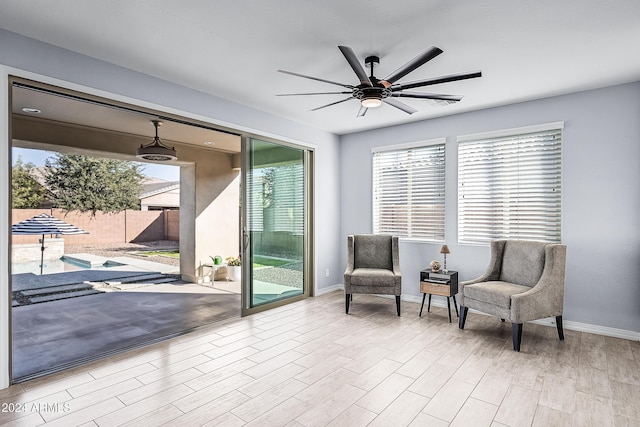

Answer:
[1,0,640,135]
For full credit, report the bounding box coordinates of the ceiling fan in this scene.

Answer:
[277,46,481,117]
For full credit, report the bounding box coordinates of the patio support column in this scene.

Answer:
[1,69,11,389]
[179,151,240,284]
[179,164,195,282]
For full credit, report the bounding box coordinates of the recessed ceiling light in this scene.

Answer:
[21,107,42,114]
[203,141,215,146]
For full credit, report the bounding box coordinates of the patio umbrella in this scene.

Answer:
[11,213,89,275]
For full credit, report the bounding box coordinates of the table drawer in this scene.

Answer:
[421,281,450,296]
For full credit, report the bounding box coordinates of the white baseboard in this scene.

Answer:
[327,288,640,342]
[425,295,640,342]
[530,318,640,341]
[424,295,640,341]
[315,284,343,296]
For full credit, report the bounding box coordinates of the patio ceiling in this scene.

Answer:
[12,85,242,154]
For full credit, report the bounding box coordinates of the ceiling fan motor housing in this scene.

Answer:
[353,85,391,101]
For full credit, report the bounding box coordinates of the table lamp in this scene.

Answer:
[440,244,450,273]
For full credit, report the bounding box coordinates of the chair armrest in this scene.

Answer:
[344,235,355,290]
[391,236,400,272]
[510,244,566,322]
[459,240,506,299]
[345,235,355,274]
[391,236,402,287]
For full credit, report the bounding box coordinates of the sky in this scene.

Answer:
[12,147,180,182]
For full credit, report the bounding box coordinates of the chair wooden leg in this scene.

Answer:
[512,323,523,352]
[459,306,468,329]
[556,315,565,340]
[345,294,350,314]
[395,296,401,316]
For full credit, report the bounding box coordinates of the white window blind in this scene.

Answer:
[372,141,445,241]
[458,124,562,245]
[273,164,304,235]
[247,171,264,232]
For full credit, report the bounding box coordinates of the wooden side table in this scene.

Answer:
[419,270,459,323]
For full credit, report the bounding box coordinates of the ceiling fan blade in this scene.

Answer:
[357,105,368,117]
[338,46,373,87]
[383,98,418,115]
[394,92,463,102]
[391,71,482,91]
[310,96,354,112]
[381,46,443,87]
[278,69,354,89]
[277,91,352,96]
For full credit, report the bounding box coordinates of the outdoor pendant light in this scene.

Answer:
[136,120,177,161]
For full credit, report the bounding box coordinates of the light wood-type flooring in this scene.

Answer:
[1,291,639,426]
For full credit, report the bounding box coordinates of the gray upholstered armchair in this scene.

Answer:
[344,234,402,316]
[458,240,567,351]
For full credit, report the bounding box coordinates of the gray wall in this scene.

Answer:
[0,29,343,291]
[340,82,640,333]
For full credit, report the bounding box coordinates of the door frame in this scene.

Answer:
[240,136,314,316]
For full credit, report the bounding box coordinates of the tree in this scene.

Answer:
[44,154,144,215]
[12,157,46,208]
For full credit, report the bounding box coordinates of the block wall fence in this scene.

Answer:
[11,209,179,245]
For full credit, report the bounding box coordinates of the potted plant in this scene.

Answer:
[226,256,242,281]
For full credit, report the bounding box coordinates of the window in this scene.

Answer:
[372,139,445,241]
[458,123,563,245]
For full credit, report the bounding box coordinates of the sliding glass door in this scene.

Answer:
[242,138,312,314]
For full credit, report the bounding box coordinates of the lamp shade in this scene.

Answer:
[440,244,450,254]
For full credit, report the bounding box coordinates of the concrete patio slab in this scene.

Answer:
[29,288,103,304]
[107,256,179,274]
[204,279,241,294]
[12,290,241,380]
[12,270,152,292]
[21,283,99,296]
[122,282,237,294]
[253,280,303,304]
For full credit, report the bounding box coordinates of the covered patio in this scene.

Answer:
[11,254,242,381]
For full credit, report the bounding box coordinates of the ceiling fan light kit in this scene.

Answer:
[361,97,382,108]
[278,45,481,117]
[136,119,177,161]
